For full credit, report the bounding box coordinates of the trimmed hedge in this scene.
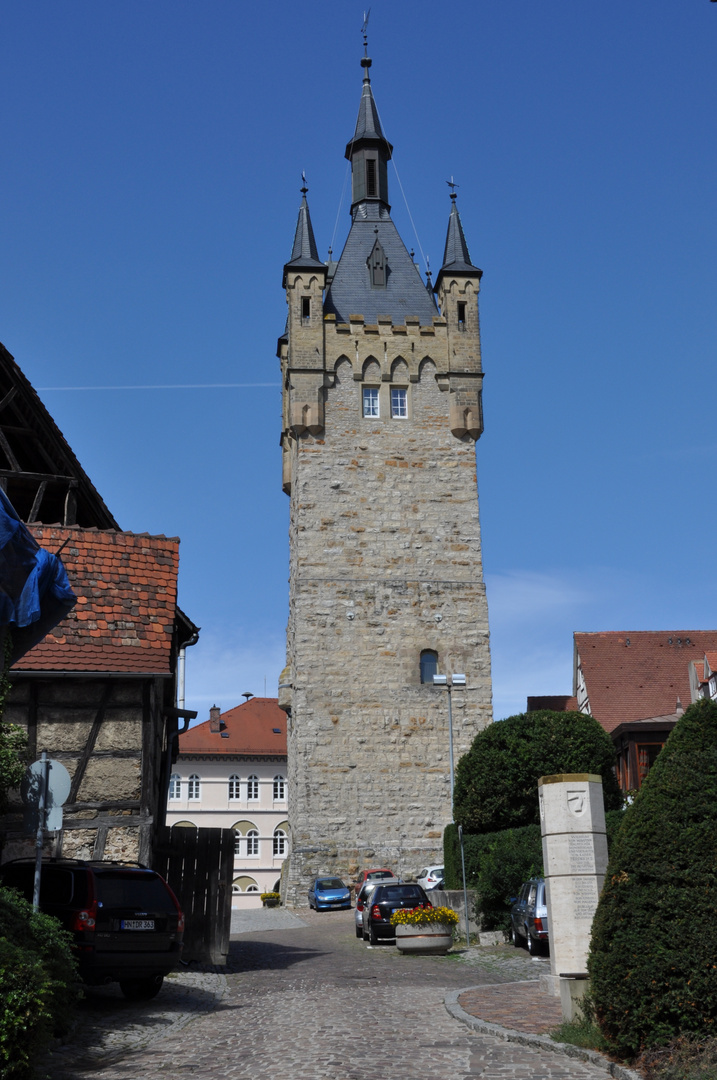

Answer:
[0,885,78,1080]
[445,808,626,934]
[589,699,717,1059]
[453,709,622,833]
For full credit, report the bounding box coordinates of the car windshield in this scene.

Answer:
[95,872,173,909]
[367,871,392,880]
[316,878,345,890]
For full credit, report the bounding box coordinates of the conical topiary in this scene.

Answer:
[588,698,717,1059]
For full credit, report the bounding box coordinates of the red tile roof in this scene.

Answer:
[179,699,287,757]
[526,695,578,713]
[575,630,717,732]
[13,526,180,674]
[704,652,717,674]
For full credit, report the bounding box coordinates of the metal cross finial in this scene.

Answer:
[300,171,308,196]
[362,9,371,56]
[446,176,459,200]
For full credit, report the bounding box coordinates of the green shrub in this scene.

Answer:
[445,807,626,933]
[444,822,543,932]
[453,710,622,833]
[639,1035,717,1080]
[588,699,717,1059]
[0,885,78,1079]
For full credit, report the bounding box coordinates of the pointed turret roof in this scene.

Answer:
[283,185,325,286]
[345,58,393,158]
[439,195,481,276]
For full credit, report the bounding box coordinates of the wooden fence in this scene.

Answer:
[154,825,234,965]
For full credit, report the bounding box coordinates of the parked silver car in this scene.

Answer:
[354,878,398,937]
[510,877,549,955]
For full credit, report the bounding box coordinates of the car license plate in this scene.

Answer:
[331,902,342,907]
[121,919,155,930]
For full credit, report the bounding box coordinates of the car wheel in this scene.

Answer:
[369,924,378,946]
[526,930,534,954]
[510,924,521,947]
[355,924,363,938]
[119,975,164,1001]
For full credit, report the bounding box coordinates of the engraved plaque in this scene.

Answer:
[573,876,599,920]
[568,834,596,874]
[567,789,587,816]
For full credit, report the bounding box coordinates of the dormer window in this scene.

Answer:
[368,237,386,287]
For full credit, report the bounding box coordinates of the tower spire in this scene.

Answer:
[345,40,392,212]
[437,181,481,278]
[282,174,324,286]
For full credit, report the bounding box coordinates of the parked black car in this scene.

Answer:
[0,859,184,999]
[510,877,549,955]
[361,882,431,945]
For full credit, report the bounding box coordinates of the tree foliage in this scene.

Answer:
[453,709,621,834]
[588,699,717,1059]
[0,886,78,1079]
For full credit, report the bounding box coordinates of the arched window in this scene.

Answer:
[232,882,242,894]
[187,774,201,800]
[228,774,240,800]
[234,832,242,856]
[246,884,259,893]
[246,830,260,857]
[420,650,438,684]
[273,775,286,801]
[273,828,287,856]
[247,775,259,801]
[168,773,181,799]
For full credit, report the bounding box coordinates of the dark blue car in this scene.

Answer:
[308,876,352,911]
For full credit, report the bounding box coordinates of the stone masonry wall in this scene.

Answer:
[283,325,492,904]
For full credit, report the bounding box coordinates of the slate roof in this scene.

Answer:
[13,525,181,674]
[179,698,287,757]
[283,195,325,284]
[345,70,392,156]
[575,630,717,732]
[324,203,437,325]
[438,199,481,277]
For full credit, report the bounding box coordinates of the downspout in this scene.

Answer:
[177,629,199,709]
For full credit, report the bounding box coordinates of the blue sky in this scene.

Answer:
[1,2,716,722]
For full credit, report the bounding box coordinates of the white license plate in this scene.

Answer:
[121,919,155,930]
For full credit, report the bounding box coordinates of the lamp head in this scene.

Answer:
[433,674,448,686]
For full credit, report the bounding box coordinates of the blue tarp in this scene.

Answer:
[0,489,77,663]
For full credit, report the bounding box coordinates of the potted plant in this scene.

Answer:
[260,892,281,908]
[390,905,458,955]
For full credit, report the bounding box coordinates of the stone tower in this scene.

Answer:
[277,52,492,904]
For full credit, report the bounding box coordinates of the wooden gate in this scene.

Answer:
[154,825,234,965]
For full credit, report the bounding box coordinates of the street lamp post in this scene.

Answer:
[433,673,471,946]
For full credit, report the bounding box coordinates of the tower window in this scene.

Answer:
[420,650,438,684]
[391,388,408,419]
[457,301,466,328]
[366,158,377,197]
[363,387,379,418]
[301,297,311,323]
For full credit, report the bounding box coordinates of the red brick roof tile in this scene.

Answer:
[575,630,717,732]
[13,526,180,674]
[179,699,287,757]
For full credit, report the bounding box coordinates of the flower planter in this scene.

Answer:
[395,922,453,955]
[262,899,280,908]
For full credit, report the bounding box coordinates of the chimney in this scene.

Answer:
[209,705,222,733]
[676,697,684,717]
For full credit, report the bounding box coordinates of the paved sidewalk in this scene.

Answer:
[459,979,563,1034]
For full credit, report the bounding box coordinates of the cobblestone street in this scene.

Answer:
[46,909,620,1080]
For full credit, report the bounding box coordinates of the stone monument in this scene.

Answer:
[538,773,608,1018]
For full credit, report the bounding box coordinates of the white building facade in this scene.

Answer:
[165,699,288,907]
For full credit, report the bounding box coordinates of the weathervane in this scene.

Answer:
[300,170,308,196]
[362,9,371,56]
[446,176,459,200]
